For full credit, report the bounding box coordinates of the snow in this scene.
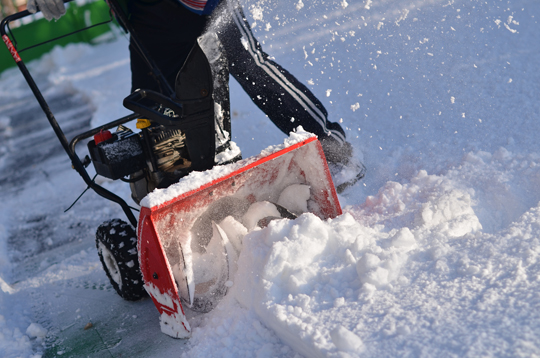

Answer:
[242,201,282,231]
[1,0,540,356]
[100,137,143,163]
[144,283,192,339]
[277,184,310,214]
[25,323,47,340]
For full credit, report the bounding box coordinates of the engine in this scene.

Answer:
[88,123,192,204]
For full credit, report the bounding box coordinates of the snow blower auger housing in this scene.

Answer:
[1,0,342,339]
[138,134,341,337]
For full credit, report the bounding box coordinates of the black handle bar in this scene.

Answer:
[1,0,73,36]
[1,1,140,227]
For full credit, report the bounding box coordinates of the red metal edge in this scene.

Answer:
[314,139,342,217]
[138,210,190,336]
[148,136,321,212]
[2,34,22,63]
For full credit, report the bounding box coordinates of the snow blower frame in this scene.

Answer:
[1,0,342,338]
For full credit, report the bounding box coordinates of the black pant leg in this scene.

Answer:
[213,0,346,143]
[128,0,208,93]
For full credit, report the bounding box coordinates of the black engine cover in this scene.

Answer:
[88,133,146,180]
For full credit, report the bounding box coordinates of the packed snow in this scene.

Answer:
[1,0,540,356]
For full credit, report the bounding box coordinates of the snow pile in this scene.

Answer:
[183,168,540,357]
[0,270,35,358]
[0,315,33,358]
[1,274,43,358]
[234,212,372,358]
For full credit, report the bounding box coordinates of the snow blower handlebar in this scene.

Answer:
[1,0,218,225]
[1,2,139,227]
[123,89,215,130]
[123,90,185,127]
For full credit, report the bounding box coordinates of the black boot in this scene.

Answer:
[320,138,366,194]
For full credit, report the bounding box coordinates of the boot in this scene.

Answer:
[320,137,366,194]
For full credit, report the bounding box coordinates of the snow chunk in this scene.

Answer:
[356,253,381,276]
[391,227,416,248]
[243,201,281,231]
[416,187,482,237]
[0,276,15,294]
[277,184,310,214]
[0,116,10,130]
[330,326,363,352]
[26,322,47,339]
[250,6,264,21]
[355,252,394,288]
[218,216,248,253]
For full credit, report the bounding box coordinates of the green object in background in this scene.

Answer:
[1,0,119,74]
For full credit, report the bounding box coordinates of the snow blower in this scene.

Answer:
[1,0,342,338]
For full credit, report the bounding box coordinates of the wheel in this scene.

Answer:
[96,219,147,301]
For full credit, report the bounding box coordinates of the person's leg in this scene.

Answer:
[128,0,208,93]
[128,0,239,163]
[198,31,238,159]
[210,0,365,190]
[212,0,347,147]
